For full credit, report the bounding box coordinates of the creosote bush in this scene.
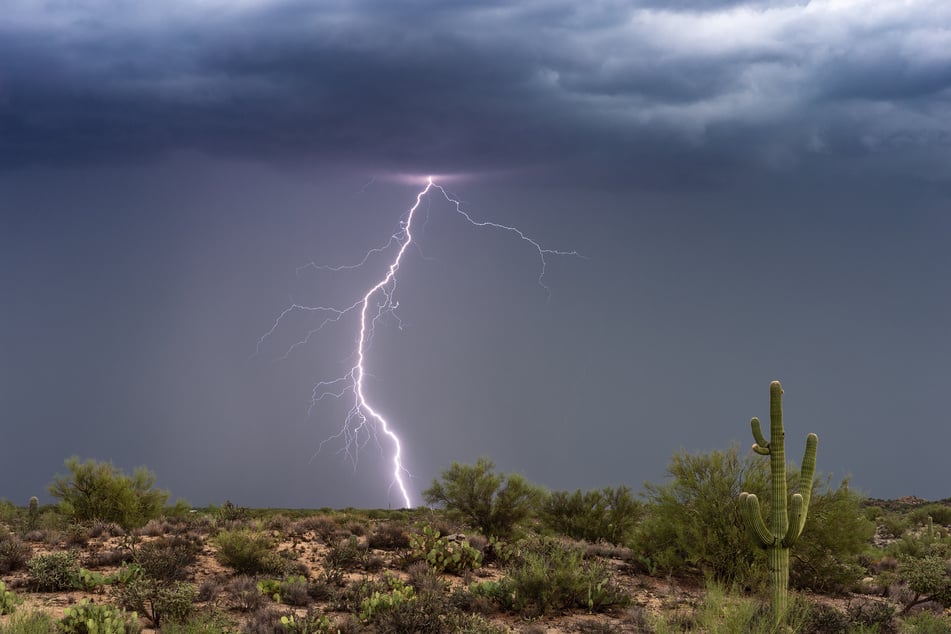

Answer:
[497,536,627,617]
[214,529,287,576]
[541,485,643,545]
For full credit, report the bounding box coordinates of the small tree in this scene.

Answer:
[422,457,544,538]
[48,456,169,530]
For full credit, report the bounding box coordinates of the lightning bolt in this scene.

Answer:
[258,177,579,508]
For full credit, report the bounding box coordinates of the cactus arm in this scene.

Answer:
[792,433,818,537]
[782,494,804,547]
[751,417,770,454]
[740,492,775,546]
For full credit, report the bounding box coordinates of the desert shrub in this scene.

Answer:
[114,577,196,628]
[541,486,643,545]
[0,531,31,574]
[902,611,951,634]
[366,589,452,634]
[227,576,266,612]
[331,576,389,613]
[65,524,91,547]
[422,457,545,539]
[801,602,850,634]
[48,457,170,530]
[86,548,133,568]
[292,515,339,543]
[214,529,286,575]
[0,581,22,615]
[137,519,169,537]
[790,481,876,593]
[847,600,897,633]
[909,505,951,528]
[27,551,79,591]
[159,612,236,634]
[241,607,285,634]
[897,555,951,614]
[500,537,626,616]
[216,501,249,523]
[409,525,482,574]
[0,610,55,634]
[22,530,46,543]
[278,575,311,607]
[324,535,366,577]
[135,535,200,581]
[466,580,513,613]
[442,613,509,634]
[367,522,410,549]
[633,445,769,585]
[881,513,911,540]
[406,561,447,595]
[59,599,141,634]
[197,576,226,602]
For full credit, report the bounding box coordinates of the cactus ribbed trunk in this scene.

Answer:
[739,381,818,629]
[768,543,789,623]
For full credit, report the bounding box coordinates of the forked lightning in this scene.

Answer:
[258,177,578,508]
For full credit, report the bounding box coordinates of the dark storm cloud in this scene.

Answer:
[2,0,950,180]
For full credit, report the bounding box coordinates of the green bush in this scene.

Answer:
[27,551,80,591]
[635,445,874,593]
[214,529,286,576]
[790,481,876,593]
[897,555,951,615]
[633,445,769,585]
[902,611,951,634]
[499,537,626,616]
[114,577,196,628]
[158,612,236,634]
[59,599,141,634]
[48,457,170,530]
[422,457,544,539]
[541,486,643,545]
[846,600,896,633]
[908,505,951,528]
[0,610,55,634]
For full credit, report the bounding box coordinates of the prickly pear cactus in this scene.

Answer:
[738,381,818,627]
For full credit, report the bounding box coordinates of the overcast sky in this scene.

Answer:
[2,0,949,509]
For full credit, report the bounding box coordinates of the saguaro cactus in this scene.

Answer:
[739,381,818,626]
[27,496,39,531]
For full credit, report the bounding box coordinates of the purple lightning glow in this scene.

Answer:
[258,177,579,508]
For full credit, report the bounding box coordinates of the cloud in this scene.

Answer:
[1,0,949,180]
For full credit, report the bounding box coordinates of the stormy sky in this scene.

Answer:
[2,0,949,509]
